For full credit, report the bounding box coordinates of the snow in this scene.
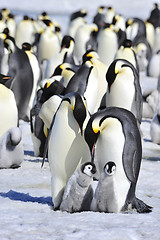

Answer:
[0,0,160,239]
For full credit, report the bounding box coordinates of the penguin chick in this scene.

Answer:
[90,162,117,212]
[0,127,24,169]
[60,162,97,213]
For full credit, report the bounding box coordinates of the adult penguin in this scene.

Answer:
[30,79,64,157]
[64,59,99,114]
[73,23,98,64]
[0,74,18,137]
[43,92,91,209]
[147,50,160,78]
[93,6,106,31]
[97,23,118,68]
[22,42,41,118]
[0,127,24,169]
[38,19,60,63]
[147,3,160,29]
[52,63,76,88]
[82,50,108,111]
[126,18,146,44]
[84,107,152,213]
[104,58,143,125]
[114,39,139,72]
[15,15,35,48]
[60,162,97,213]
[45,35,75,78]
[67,9,87,38]
[6,36,34,121]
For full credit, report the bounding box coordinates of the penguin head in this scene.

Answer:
[22,42,32,51]
[62,92,87,135]
[104,162,116,176]
[106,59,136,92]
[40,80,64,103]
[70,9,87,21]
[51,63,75,78]
[82,49,99,63]
[61,35,75,49]
[81,162,97,177]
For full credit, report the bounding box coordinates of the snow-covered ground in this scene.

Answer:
[0,1,160,239]
[0,119,160,240]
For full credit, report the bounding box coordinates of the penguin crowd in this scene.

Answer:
[0,3,160,213]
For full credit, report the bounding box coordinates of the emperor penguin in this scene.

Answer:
[6,13,16,38]
[104,6,115,24]
[147,50,160,78]
[38,19,60,63]
[0,74,18,138]
[67,9,87,38]
[64,59,99,114]
[0,127,24,169]
[147,3,160,29]
[82,50,108,111]
[45,35,75,78]
[114,39,139,72]
[44,92,91,209]
[104,58,143,124]
[84,107,152,213]
[97,23,118,68]
[30,79,64,157]
[90,162,117,212]
[15,15,35,48]
[21,42,41,118]
[60,162,97,213]
[93,6,106,31]
[145,20,155,51]
[6,36,35,121]
[73,23,98,64]
[126,18,146,44]
[52,63,76,88]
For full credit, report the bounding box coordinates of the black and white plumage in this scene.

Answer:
[84,107,152,213]
[0,127,24,169]
[104,58,143,124]
[60,162,97,213]
[44,92,91,209]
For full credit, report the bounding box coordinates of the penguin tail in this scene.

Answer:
[132,197,153,213]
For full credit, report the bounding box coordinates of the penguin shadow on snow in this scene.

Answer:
[0,190,53,207]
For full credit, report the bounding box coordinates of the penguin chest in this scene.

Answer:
[95,118,130,212]
[48,106,90,181]
[95,118,125,172]
[106,73,135,111]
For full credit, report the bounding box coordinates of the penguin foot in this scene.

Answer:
[132,197,153,213]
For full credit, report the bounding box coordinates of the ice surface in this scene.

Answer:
[0,1,160,239]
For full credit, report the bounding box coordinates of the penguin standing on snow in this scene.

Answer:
[104,58,142,124]
[60,162,97,213]
[0,127,24,169]
[84,107,152,213]
[43,92,91,209]
[5,34,35,121]
[90,162,117,212]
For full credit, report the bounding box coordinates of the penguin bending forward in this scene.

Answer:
[60,162,97,213]
[43,92,91,209]
[84,107,152,213]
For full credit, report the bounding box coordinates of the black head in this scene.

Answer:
[81,162,97,176]
[0,74,12,85]
[22,42,32,51]
[104,162,116,175]
[122,39,133,48]
[61,35,74,49]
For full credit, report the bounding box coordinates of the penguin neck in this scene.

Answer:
[76,170,92,188]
